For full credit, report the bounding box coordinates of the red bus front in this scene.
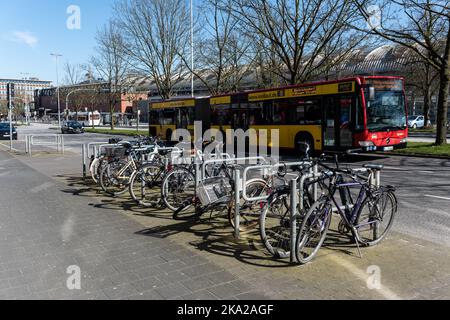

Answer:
[355,77,408,151]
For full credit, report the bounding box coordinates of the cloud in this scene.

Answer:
[8,31,39,47]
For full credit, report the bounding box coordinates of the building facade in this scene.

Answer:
[0,78,52,107]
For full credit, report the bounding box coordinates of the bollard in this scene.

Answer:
[234,169,241,240]
[290,178,299,264]
[82,144,87,181]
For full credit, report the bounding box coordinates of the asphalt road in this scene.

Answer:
[4,123,450,247]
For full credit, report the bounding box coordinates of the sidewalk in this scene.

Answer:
[1,148,450,300]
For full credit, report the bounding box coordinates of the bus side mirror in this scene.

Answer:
[369,86,376,101]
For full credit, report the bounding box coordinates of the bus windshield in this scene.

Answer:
[365,91,407,132]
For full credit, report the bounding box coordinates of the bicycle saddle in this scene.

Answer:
[363,164,384,170]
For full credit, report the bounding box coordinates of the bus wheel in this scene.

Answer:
[166,129,173,142]
[295,133,314,157]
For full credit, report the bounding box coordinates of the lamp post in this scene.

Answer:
[190,0,194,98]
[50,53,62,128]
[20,73,30,125]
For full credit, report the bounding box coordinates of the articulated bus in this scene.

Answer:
[149,76,408,152]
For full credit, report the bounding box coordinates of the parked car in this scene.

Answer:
[0,123,18,140]
[62,121,84,134]
[408,115,430,129]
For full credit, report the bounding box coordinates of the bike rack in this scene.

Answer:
[25,134,65,156]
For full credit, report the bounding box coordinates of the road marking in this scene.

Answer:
[0,143,21,152]
[424,195,450,201]
[419,171,434,174]
[383,166,408,171]
[29,182,54,194]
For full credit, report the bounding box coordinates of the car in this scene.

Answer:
[0,123,18,140]
[408,115,430,129]
[62,121,85,134]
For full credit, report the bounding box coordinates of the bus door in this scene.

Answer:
[337,97,353,148]
[324,96,354,149]
[324,97,338,149]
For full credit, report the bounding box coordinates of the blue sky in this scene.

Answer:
[0,0,113,83]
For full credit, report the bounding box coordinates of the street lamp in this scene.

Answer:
[50,53,63,128]
[20,73,30,125]
[190,0,194,98]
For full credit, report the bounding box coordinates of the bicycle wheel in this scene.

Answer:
[228,179,270,232]
[89,157,100,183]
[259,188,293,258]
[295,197,332,264]
[161,167,196,212]
[129,164,164,207]
[99,159,133,196]
[355,189,397,246]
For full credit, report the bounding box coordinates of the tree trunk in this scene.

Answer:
[435,72,449,145]
[435,28,450,145]
[423,86,431,128]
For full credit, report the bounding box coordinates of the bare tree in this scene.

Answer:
[115,0,190,99]
[405,50,440,127]
[180,0,255,94]
[63,62,84,85]
[224,0,370,85]
[0,100,9,121]
[91,20,130,130]
[354,0,450,144]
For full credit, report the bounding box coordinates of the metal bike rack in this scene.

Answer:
[81,142,109,180]
[201,156,268,182]
[241,161,314,202]
[25,134,65,156]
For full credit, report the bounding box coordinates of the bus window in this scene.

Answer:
[272,101,291,125]
[212,105,232,126]
[248,102,264,125]
[294,98,321,125]
[149,110,159,125]
[162,109,175,125]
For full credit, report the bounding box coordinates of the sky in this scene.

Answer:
[0,0,114,84]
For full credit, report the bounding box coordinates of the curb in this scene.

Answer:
[376,152,450,160]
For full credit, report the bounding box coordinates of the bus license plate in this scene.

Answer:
[383,146,394,151]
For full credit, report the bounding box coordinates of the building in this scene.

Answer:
[0,78,52,108]
[34,80,149,125]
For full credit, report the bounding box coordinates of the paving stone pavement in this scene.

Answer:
[1,147,450,300]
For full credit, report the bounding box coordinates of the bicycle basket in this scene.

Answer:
[197,177,232,206]
[104,146,126,159]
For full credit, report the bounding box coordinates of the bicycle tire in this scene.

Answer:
[161,167,196,212]
[129,163,164,207]
[295,197,332,264]
[354,189,397,247]
[99,159,133,196]
[228,179,270,232]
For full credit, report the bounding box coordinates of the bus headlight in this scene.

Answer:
[359,141,375,147]
[400,138,407,144]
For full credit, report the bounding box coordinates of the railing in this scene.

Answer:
[25,134,65,156]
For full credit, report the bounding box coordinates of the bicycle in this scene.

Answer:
[295,160,397,265]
